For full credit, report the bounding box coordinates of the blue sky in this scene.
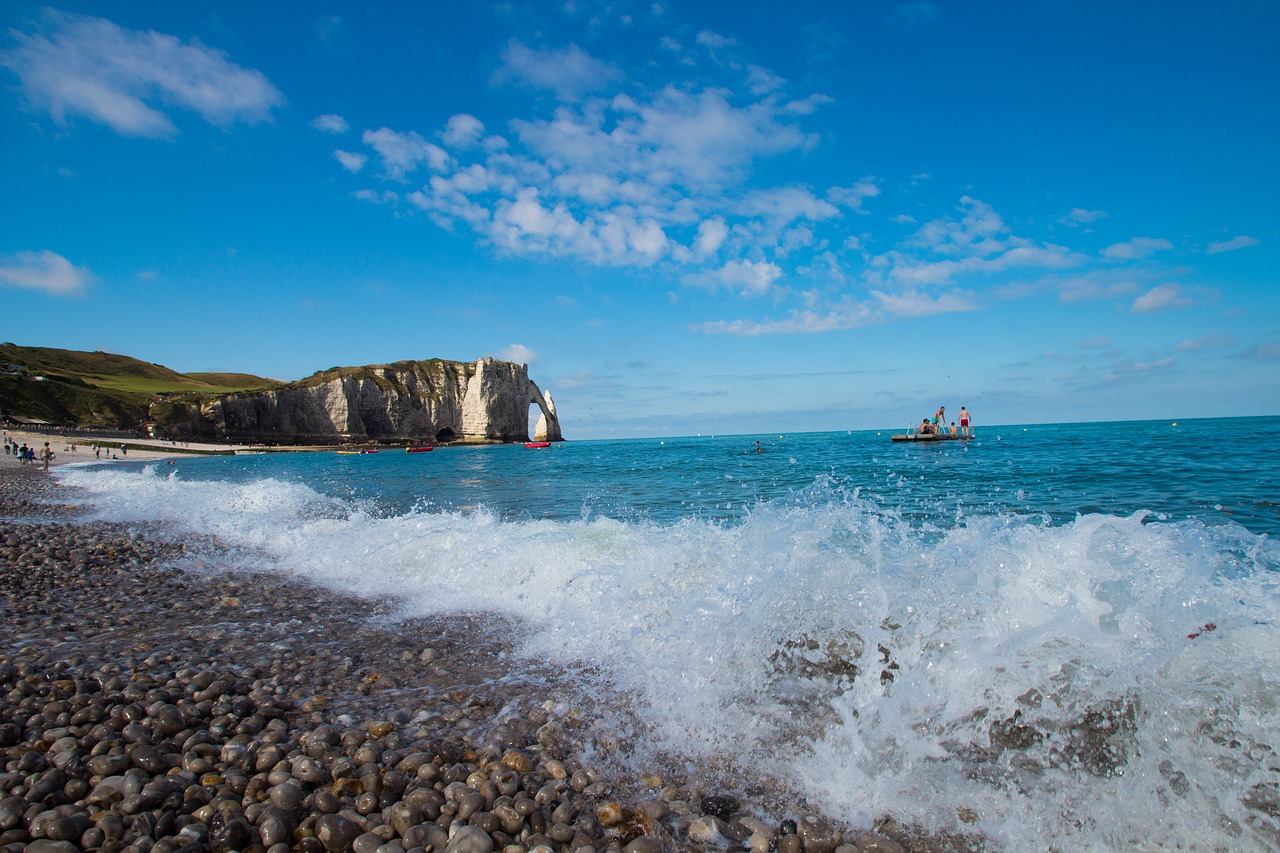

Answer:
[1,2,1277,438]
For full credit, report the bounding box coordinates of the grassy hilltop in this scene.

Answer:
[0,343,281,428]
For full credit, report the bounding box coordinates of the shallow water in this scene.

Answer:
[56,416,1280,850]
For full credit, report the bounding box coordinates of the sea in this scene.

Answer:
[53,416,1280,850]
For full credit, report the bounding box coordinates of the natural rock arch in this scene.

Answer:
[532,388,561,442]
[460,358,562,442]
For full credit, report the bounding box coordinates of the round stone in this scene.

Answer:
[797,816,841,853]
[445,825,494,853]
[622,838,665,853]
[688,816,727,845]
[317,814,362,853]
[700,795,739,821]
[353,832,383,853]
[270,783,303,811]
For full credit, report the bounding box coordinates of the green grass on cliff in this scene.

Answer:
[0,344,477,430]
[0,343,280,427]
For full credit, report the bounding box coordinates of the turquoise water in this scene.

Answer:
[55,416,1280,850]
[117,416,1280,533]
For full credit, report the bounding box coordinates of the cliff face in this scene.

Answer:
[156,358,562,444]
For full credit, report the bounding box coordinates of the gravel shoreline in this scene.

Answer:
[0,465,973,853]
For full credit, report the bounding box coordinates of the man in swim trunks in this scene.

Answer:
[934,405,945,429]
[959,406,971,437]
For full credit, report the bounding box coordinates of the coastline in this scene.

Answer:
[0,430,564,468]
[0,465,949,853]
[2,431,236,466]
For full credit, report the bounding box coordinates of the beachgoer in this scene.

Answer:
[39,442,52,471]
[919,418,933,436]
[934,406,945,429]
[949,422,958,436]
[18,444,28,465]
[959,406,971,437]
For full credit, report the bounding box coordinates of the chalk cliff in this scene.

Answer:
[154,358,562,444]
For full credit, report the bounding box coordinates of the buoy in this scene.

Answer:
[1172,422,1178,427]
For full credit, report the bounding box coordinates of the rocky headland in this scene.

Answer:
[0,463,968,853]
[155,359,562,446]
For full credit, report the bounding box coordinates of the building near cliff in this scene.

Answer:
[154,357,562,445]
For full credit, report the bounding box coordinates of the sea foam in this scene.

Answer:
[55,462,1280,849]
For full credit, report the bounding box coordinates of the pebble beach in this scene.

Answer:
[0,452,952,853]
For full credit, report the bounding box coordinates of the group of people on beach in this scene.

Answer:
[2,437,53,468]
[917,404,973,437]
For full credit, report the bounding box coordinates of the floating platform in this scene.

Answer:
[890,433,973,443]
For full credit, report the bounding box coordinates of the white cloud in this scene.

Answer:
[1206,235,1259,254]
[484,187,671,266]
[693,218,728,258]
[871,288,977,317]
[1175,333,1235,352]
[826,179,880,211]
[695,259,783,298]
[0,10,283,138]
[493,41,621,101]
[333,150,366,172]
[695,30,735,49]
[746,65,784,95]
[877,241,1077,289]
[353,189,399,205]
[496,343,537,364]
[1079,336,1112,349]
[312,114,348,134]
[1234,340,1280,361]
[1102,357,1175,383]
[739,187,840,225]
[1131,283,1194,313]
[363,128,450,179]
[0,250,93,295]
[907,196,1009,257]
[781,93,835,115]
[514,86,814,191]
[695,293,885,336]
[1101,236,1174,260]
[442,114,485,149]
[1061,208,1107,225]
[1053,271,1140,303]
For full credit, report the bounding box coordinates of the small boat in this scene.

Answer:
[406,446,434,453]
[336,450,360,455]
[360,448,379,454]
[890,433,971,443]
[525,441,552,449]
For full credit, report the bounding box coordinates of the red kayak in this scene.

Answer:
[406,446,434,453]
[525,441,552,449]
